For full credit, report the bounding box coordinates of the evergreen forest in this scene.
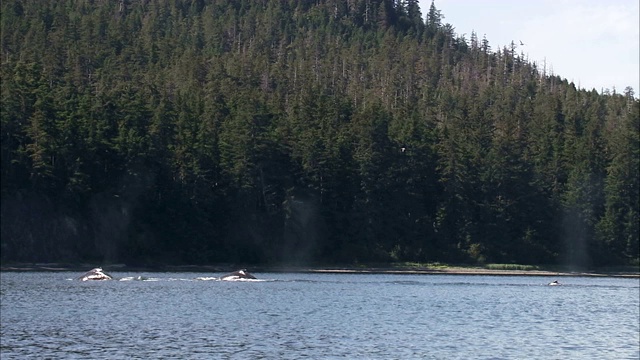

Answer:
[1,0,638,268]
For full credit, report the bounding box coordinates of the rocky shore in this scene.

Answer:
[1,263,638,278]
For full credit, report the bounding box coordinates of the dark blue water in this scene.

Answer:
[1,272,638,359]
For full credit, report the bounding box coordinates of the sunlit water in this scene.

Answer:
[1,272,638,359]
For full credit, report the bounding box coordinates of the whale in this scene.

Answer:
[548,280,561,286]
[77,267,114,281]
[220,269,257,281]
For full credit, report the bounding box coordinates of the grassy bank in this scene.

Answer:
[1,261,638,278]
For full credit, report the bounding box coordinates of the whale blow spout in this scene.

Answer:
[78,267,113,281]
[221,269,257,281]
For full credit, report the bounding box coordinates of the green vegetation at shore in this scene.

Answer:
[1,0,638,268]
[484,264,539,271]
[1,261,639,278]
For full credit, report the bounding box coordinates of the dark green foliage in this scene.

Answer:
[1,0,637,267]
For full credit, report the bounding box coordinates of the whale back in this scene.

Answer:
[78,267,113,281]
[221,269,257,280]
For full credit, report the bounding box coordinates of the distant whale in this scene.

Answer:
[77,267,113,281]
[548,280,561,286]
[221,269,257,280]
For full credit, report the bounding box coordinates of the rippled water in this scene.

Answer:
[1,272,638,359]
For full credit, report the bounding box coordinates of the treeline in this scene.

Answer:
[1,0,638,267]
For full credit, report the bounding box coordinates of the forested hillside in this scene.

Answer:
[1,0,638,267]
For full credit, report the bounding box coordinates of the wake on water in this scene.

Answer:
[67,275,271,282]
[196,277,267,282]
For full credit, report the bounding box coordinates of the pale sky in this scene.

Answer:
[418,0,640,95]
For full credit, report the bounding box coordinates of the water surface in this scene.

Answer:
[1,272,638,359]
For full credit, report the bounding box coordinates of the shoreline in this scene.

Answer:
[1,263,638,278]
